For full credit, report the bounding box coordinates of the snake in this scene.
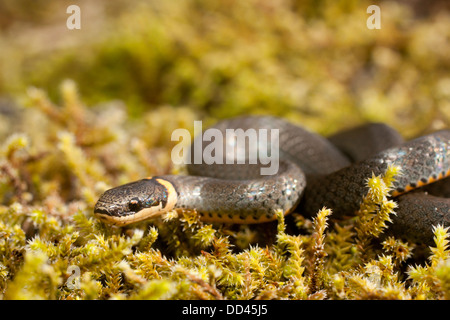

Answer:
[94,116,450,244]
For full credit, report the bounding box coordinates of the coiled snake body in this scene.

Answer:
[94,116,450,244]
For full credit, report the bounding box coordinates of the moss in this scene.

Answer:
[1,0,449,300]
[0,0,449,135]
[0,75,449,300]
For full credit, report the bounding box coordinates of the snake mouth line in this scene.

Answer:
[95,206,165,226]
[93,206,126,217]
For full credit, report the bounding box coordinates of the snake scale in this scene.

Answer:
[94,116,450,244]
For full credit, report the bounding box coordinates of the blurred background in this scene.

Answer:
[0,0,449,138]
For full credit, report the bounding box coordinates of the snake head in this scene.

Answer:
[94,178,176,226]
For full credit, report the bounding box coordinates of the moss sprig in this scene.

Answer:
[275,210,308,299]
[407,225,450,299]
[354,165,401,260]
[308,207,331,293]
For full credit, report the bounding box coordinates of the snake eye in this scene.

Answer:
[128,198,142,212]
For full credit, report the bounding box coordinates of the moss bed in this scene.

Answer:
[0,0,449,300]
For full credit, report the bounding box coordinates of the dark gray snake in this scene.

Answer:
[94,116,450,244]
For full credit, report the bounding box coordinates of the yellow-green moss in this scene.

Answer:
[0,0,449,135]
[1,0,450,300]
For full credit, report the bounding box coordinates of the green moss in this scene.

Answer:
[0,0,449,135]
[0,76,449,300]
[1,0,449,300]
